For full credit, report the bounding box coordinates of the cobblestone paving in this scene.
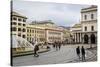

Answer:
[12,44,97,66]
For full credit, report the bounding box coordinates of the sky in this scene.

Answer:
[12,0,90,27]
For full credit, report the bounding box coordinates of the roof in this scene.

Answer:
[81,5,97,10]
[31,20,54,25]
[72,23,81,28]
[11,11,27,19]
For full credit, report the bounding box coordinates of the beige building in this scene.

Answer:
[11,11,27,39]
[30,21,64,44]
[11,11,71,45]
[60,27,71,44]
[71,5,97,44]
[27,24,46,44]
[71,23,82,44]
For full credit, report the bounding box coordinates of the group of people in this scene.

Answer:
[76,46,86,61]
[53,41,62,51]
[33,42,86,61]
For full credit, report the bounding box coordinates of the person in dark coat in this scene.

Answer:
[34,45,39,57]
[81,46,85,61]
[58,41,61,50]
[55,41,58,51]
[53,42,55,49]
[76,46,80,60]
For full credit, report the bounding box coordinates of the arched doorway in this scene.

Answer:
[90,34,95,44]
[84,34,88,44]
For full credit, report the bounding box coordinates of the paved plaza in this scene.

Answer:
[12,44,97,66]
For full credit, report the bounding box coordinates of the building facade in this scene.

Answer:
[70,5,97,44]
[11,11,27,39]
[27,24,46,44]
[11,12,65,45]
[81,5,97,44]
[71,23,82,44]
[30,21,64,44]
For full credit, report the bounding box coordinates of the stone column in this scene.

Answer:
[76,33,77,44]
[75,33,76,44]
[81,33,84,44]
[88,35,91,44]
[79,33,80,43]
[80,33,82,43]
[74,34,75,44]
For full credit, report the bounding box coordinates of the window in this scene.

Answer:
[32,30,34,33]
[85,26,87,31]
[27,34,29,36]
[91,14,94,19]
[18,23,21,26]
[18,28,21,31]
[23,19,26,22]
[11,27,16,31]
[84,15,87,20]
[30,29,31,32]
[18,33,21,36]
[22,28,26,32]
[22,35,26,38]
[18,18,22,21]
[91,26,94,31]
[11,22,17,25]
[23,24,26,26]
[13,17,17,20]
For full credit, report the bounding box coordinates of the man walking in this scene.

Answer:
[81,46,85,61]
[58,41,61,50]
[55,41,58,51]
[34,45,39,57]
[76,46,80,60]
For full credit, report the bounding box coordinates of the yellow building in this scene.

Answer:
[11,11,28,52]
[71,23,82,44]
[62,28,71,44]
[30,21,64,44]
[11,11,27,39]
[11,11,71,46]
[27,24,46,44]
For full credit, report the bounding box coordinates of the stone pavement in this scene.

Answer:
[12,44,97,66]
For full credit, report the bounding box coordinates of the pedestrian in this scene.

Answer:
[55,41,58,51]
[53,42,55,49]
[81,46,85,61]
[58,41,61,50]
[76,46,80,60]
[34,45,39,57]
[47,45,50,50]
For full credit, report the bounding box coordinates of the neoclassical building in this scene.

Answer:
[30,21,64,44]
[11,11,27,39]
[11,12,71,45]
[27,24,46,44]
[81,5,97,44]
[71,5,97,44]
[71,23,82,44]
